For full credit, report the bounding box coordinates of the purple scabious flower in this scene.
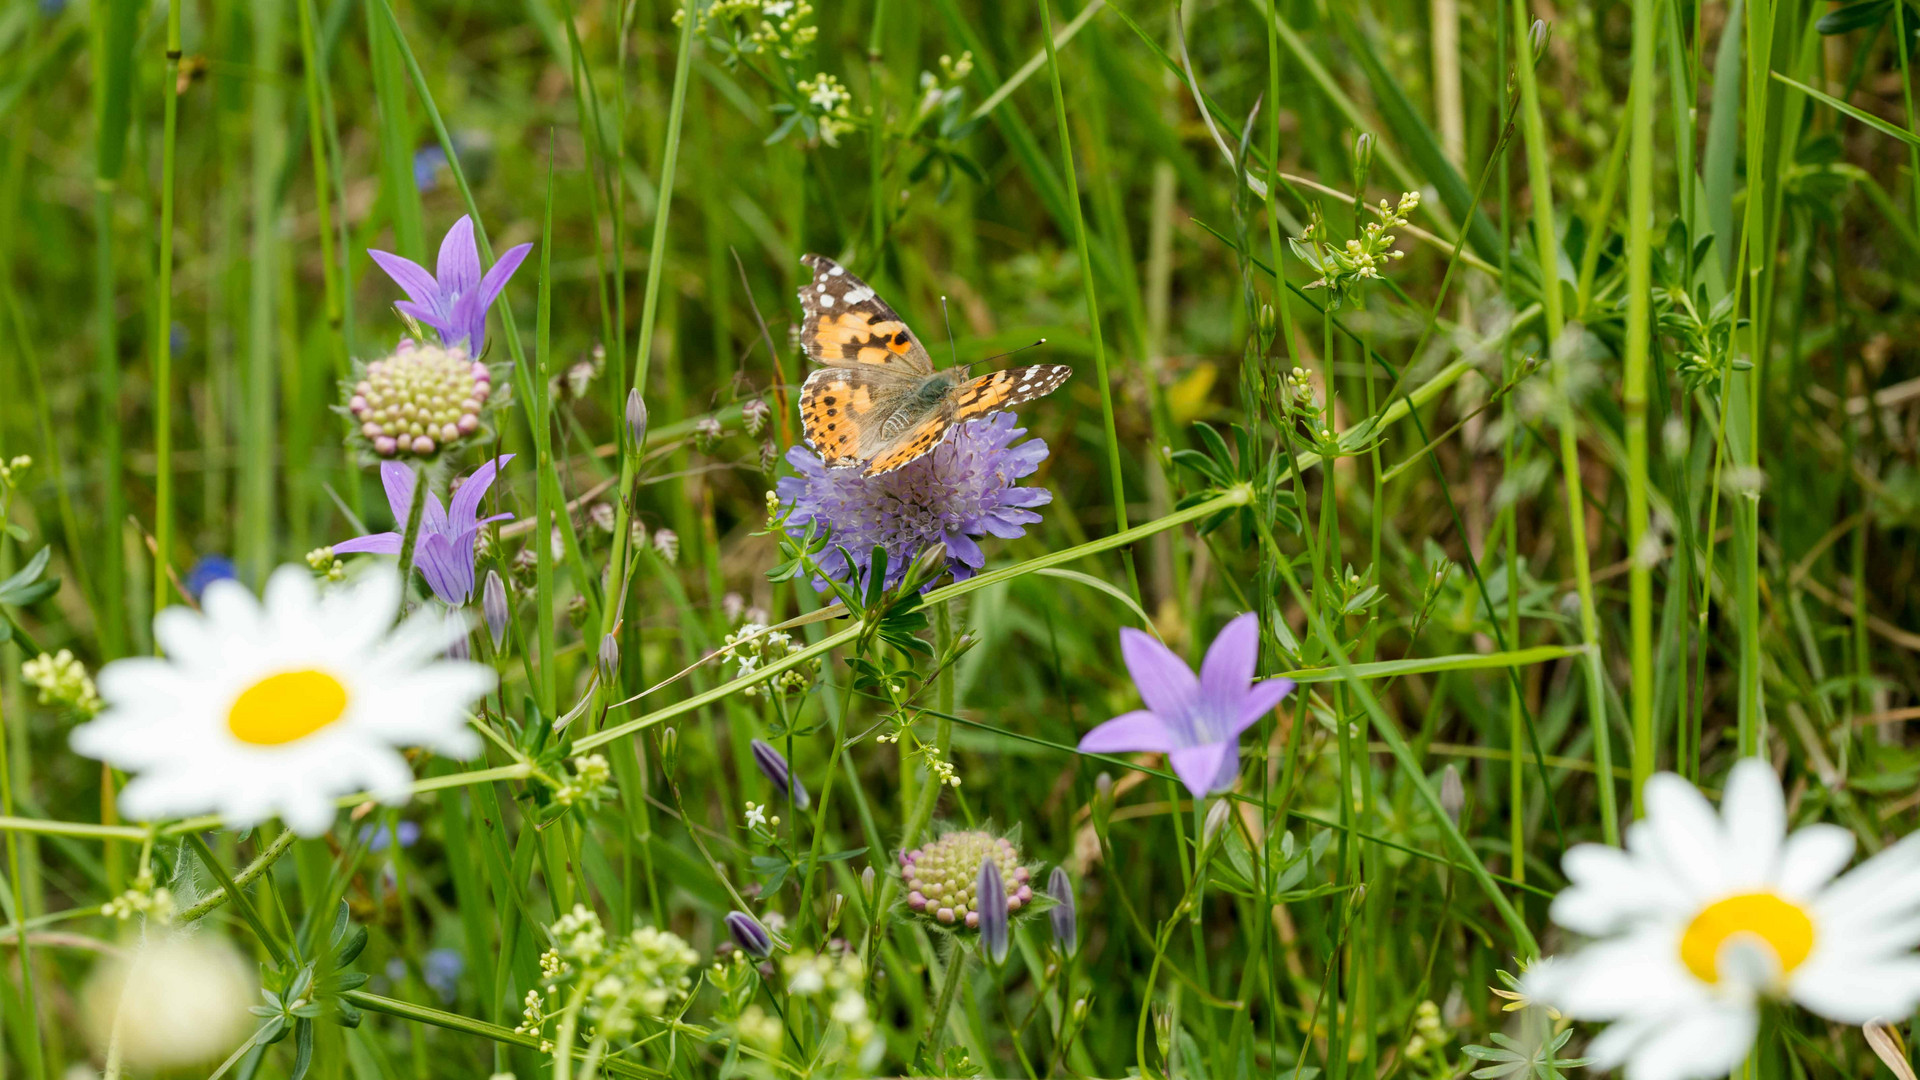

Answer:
[776,412,1052,592]
[369,216,531,357]
[335,455,514,606]
[1076,613,1296,799]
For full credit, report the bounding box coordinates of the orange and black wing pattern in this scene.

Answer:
[796,254,936,375]
[862,410,958,476]
[950,364,1074,422]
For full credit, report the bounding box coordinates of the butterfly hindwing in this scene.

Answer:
[862,407,959,476]
[797,254,936,376]
[799,365,921,467]
[950,364,1074,422]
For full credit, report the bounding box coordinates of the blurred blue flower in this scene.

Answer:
[184,555,237,600]
[777,412,1052,592]
[361,819,421,852]
[169,321,189,356]
[424,948,463,1002]
[413,145,448,192]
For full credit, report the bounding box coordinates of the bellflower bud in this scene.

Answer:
[482,570,509,652]
[749,738,810,811]
[724,911,773,959]
[597,633,620,686]
[1048,866,1077,959]
[625,388,648,456]
[977,858,1009,966]
[1439,764,1465,827]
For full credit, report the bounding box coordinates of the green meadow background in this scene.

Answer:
[1,0,1919,1075]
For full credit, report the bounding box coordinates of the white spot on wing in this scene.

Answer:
[820,294,836,307]
[829,265,846,276]
[844,285,875,305]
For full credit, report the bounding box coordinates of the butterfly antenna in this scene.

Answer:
[940,295,960,369]
[974,338,1048,370]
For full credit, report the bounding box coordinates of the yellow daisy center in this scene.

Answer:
[1679,892,1815,985]
[226,670,350,746]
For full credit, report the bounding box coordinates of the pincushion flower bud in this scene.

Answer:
[977,858,1009,965]
[625,388,648,454]
[750,738,810,810]
[725,911,774,959]
[347,340,493,458]
[483,570,509,650]
[1048,866,1077,958]
[901,830,1032,928]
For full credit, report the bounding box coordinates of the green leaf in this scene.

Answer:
[1772,71,1920,147]
[1817,0,1892,33]
[1034,568,1157,634]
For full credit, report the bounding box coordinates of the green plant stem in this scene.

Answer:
[177,829,299,923]
[151,0,182,621]
[924,945,969,1064]
[186,832,287,964]
[392,462,430,599]
[1510,0,1618,844]
[1625,0,1657,810]
[1037,0,1138,603]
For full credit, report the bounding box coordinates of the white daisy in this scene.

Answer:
[1531,758,1920,1080]
[71,566,495,837]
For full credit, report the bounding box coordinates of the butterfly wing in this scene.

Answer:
[799,365,924,468]
[861,405,959,476]
[950,364,1074,421]
[796,254,937,377]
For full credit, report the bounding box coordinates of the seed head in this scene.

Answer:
[901,830,1032,928]
[348,341,493,457]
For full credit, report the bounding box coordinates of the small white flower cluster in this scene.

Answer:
[876,716,962,788]
[22,649,100,716]
[915,51,974,121]
[1402,999,1450,1064]
[512,987,556,1053]
[553,754,614,808]
[680,0,818,62]
[0,455,31,488]
[796,73,856,145]
[101,872,174,925]
[305,545,346,582]
[537,904,701,1041]
[721,622,812,697]
[743,800,781,832]
[781,949,878,1066]
[1293,191,1421,301]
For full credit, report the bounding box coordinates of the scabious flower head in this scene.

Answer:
[1528,758,1920,1080]
[777,412,1052,592]
[901,829,1033,928]
[334,456,514,606]
[1076,613,1295,799]
[347,340,495,458]
[368,215,531,358]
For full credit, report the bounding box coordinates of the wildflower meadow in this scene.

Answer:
[4,0,1920,1077]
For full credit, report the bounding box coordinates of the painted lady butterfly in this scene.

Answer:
[795,254,1072,475]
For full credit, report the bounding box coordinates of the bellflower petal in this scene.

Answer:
[1077,711,1178,754]
[1169,741,1237,797]
[1118,628,1199,722]
[369,216,530,355]
[336,458,514,607]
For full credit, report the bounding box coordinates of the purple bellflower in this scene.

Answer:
[335,455,514,606]
[1077,613,1296,798]
[777,412,1052,592]
[369,216,531,357]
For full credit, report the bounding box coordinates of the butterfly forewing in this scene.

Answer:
[951,364,1074,422]
[796,254,936,376]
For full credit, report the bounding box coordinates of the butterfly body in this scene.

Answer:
[796,254,1071,475]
